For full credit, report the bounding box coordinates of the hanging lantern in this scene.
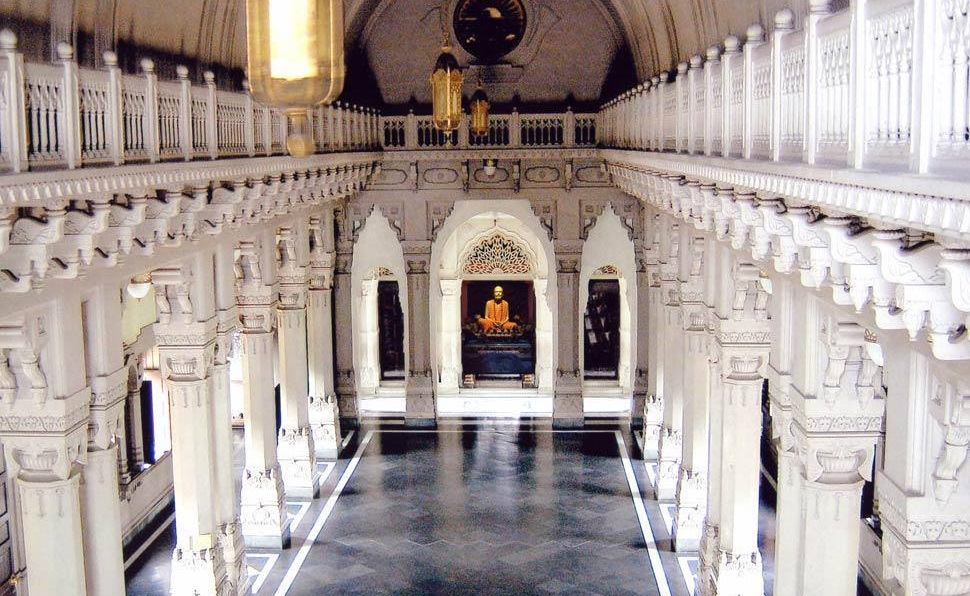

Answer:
[246,0,346,156]
[469,84,490,138]
[430,43,464,132]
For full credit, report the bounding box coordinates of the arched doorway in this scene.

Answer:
[351,209,409,402]
[432,204,556,414]
[579,205,636,407]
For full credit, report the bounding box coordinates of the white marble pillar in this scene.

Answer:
[165,361,228,595]
[696,346,723,595]
[554,249,584,427]
[404,247,435,425]
[307,214,341,458]
[152,263,230,594]
[772,450,803,596]
[276,226,318,498]
[211,347,245,594]
[656,302,684,500]
[81,447,126,596]
[19,473,87,595]
[333,251,359,424]
[797,478,865,595]
[125,367,146,475]
[358,278,381,393]
[643,272,665,459]
[0,298,90,596]
[632,255,650,429]
[438,278,462,393]
[673,323,710,551]
[235,241,289,549]
[277,304,318,497]
[875,343,970,596]
[712,373,766,596]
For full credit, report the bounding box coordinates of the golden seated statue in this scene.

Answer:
[475,285,519,334]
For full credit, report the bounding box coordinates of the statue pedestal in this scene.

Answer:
[461,337,535,378]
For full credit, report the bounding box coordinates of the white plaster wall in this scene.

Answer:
[431,201,558,394]
[351,209,409,396]
[579,204,637,394]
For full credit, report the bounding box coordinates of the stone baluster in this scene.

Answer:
[276,226,319,497]
[404,244,435,425]
[308,213,342,458]
[235,238,289,549]
[152,264,228,595]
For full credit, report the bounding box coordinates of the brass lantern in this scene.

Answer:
[469,84,489,138]
[246,0,346,156]
[430,43,464,132]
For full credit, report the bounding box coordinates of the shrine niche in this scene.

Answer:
[461,280,535,378]
[457,231,537,379]
[433,208,554,393]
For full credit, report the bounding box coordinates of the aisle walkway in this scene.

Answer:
[127,420,702,595]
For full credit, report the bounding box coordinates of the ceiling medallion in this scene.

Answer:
[453,0,527,63]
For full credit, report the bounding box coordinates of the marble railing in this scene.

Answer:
[381,110,597,150]
[598,0,968,178]
[0,30,381,173]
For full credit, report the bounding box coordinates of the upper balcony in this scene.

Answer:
[596,0,970,243]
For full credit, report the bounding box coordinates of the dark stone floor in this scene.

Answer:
[126,418,868,596]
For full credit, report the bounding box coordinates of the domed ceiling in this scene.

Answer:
[0,0,819,104]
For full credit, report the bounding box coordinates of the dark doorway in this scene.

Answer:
[378,280,406,380]
[139,380,156,464]
[584,280,621,380]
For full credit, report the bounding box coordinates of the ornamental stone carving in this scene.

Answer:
[463,233,533,276]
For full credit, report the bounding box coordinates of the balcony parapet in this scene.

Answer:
[598,0,970,180]
[381,110,597,151]
[0,30,382,174]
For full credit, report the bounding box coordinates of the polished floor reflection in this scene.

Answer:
[127,421,695,595]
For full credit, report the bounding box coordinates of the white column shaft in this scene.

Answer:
[307,287,341,458]
[773,450,804,596]
[81,447,126,596]
[277,306,318,498]
[798,481,865,596]
[211,361,244,594]
[240,330,288,548]
[19,474,87,596]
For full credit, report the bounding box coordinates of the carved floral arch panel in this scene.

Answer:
[462,232,534,276]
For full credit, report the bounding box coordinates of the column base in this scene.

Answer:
[673,469,707,552]
[656,427,682,500]
[219,520,245,596]
[713,550,765,596]
[240,465,290,549]
[309,394,342,459]
[553,381,583,427]
[170,544,227,596]
[278,427,320,499]
[405,376,436,424]
[696,520,720,596]
[642,395,664,460]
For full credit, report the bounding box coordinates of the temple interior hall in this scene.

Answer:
[0,0,967,594]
